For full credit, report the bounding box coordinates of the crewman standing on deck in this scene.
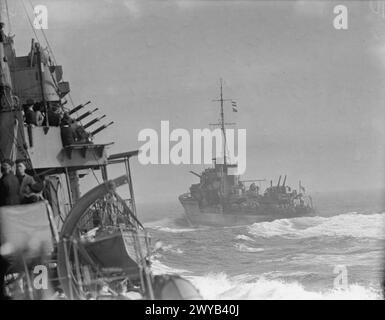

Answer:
[0,159,20,206]
[15,159,36,204]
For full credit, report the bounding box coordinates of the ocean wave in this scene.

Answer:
[152,226,199,233]
[234,243,265,253]
[262,270,315,279]
[285,251,383,267]
[235,235,256,242]
[247,212,385,239]
[144,217,199,233]
[144,217,174,228]
[153,242,184,255]
[161,244,184,254]
[187,272,382,300]
[150,259,192,275]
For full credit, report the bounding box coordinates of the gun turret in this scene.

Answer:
[75,108,98,122]
[68,100,91,115]
[189,171,202,179]
[91,121,114,136]
[83,115,106,129]
[282,175,287,187]
[277,175,282,187]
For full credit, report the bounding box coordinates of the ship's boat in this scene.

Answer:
[179,81,315,226]
[0,6,201,300]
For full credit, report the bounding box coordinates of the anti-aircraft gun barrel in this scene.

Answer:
[277,175,282,187]
[91,121,114,136]
[282,175,287,187]
[83,115,106,129]
[68,100,91,115]
[75,108,98,122]
[189,171,202,178]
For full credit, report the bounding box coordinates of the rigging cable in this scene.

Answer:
[20,0,41,44]
[27,0,77,111]
[27,0,57,66]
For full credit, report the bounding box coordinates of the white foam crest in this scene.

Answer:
[144,218,199,233]
[159,244,184,254]
[144,217,174,228]
[188,272,382,300]
[234,243,265,253]
[262,270,314,279]
[248,213,385,239]
[150,259,191,276]
[144,218,182,229]
[235,235,256,242]
[153,227,199,233]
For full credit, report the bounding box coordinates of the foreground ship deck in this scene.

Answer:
[0,7,201,299]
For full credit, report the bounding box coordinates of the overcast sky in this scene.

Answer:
[3,0,385,203]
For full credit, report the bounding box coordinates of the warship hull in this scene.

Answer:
[179,194,315,227]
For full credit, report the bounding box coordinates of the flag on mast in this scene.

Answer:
[231,101,238,112]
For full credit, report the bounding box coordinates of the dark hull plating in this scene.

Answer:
[179,194,315,227]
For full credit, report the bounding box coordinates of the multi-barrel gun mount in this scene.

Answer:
[68,101,114,137]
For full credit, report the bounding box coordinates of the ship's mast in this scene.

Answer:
[212,78,235,167]
[0,0,11,35]
[219,79,227,166]
[0,0,3,24]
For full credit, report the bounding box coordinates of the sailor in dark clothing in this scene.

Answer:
[60,113,77,147]
[46,105,63,127]
[15,159,37,204]
[0,159,21,206]
[0,159,20,299]
[24,105,36,124]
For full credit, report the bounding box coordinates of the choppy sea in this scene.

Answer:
[138,190,385,299]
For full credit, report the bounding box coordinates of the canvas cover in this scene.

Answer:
[0,201,57,260]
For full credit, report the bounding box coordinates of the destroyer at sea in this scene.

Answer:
[179,80,315,226]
